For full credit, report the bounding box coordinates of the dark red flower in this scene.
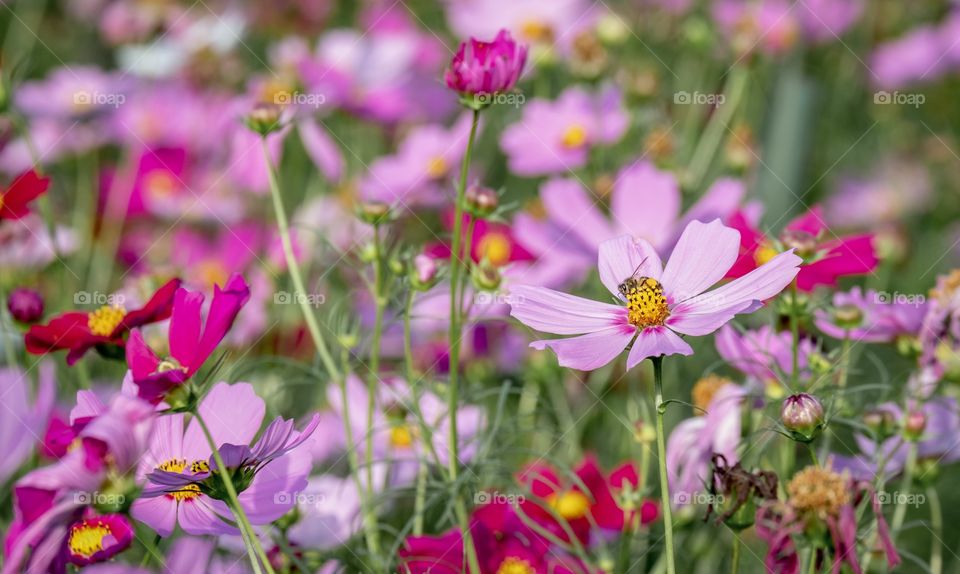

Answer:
[0,170,50,221]
[726,207,878,292]
[24,278,181,365]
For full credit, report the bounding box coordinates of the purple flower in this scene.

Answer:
[7,287,44,324]
[500,84,628,176]
[715,324,817,385]
[445,29,528,97]
[286,476,362,550]
[507,219,802,371]
[0,365,55,485]
[815,286,926,344]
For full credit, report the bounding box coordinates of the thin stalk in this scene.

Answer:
[731,534,740,574]
[789,283,800,390]
[863,442,917,571]
[193,410,275,574]
[928,486,943,574]
[652,356,676,574]
[413,462,428,536]
[445,108,482,574]
[686,66,750,190]
[261,139,341,382]
[365,223,386,507]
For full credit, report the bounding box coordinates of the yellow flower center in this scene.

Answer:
[87,305,127,337]
[143,170,177,199]
[389,424,417,449]
[157,458,208,501]
[561,124,588,148]
[691,374,733,413]
[68,520,112,559]
[197,260,229,289]
[497,557,537,574]
[787,466,850,518]
[754,242,779,266]
[426,157,448,179]
[622,277,670,329]
[931,269,960,301]
[548,490,591,520]
[477,232,512,266]
[520,20,554,43]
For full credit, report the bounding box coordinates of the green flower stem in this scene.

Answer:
[730,534,740,574]
[413,461,429,536]
[686,65,749,191]
[928,486,943,574]
[863,441,916,572]
[263,139,382,560]
[365,223,386,502]
[446,108,482,574]
[652,356,676,574]
[261,139,341,383]
[193,410,275,574]
[457,215,476,316]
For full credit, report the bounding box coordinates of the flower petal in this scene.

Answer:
[541,178,615,249]
[626,327,693,369]
[598,235,663,299]
[661,219,740,300]
[531,328,635,371]
[670,250,801,336]
[508,284,627,335]
[611,161,680,247]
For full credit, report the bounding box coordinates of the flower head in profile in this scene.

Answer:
[508,219,802,370]
[445,29,528,100]
[815,286,926,344]
[25,278,181,365]
[125,274,250,403]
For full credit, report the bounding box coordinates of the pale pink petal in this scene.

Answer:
[541,178,615,248]
[626,327,693,368]
[669,250,801,336]
[678,178,745,229]
[508,284,627,335]
[130,496,178,537]
[182,382,265,460]
[598,235,663,298]
[611,161,680,247]
[531,328,635,370]
[178,497,236,535]
[661,219,740,300]
[299,118,344,182]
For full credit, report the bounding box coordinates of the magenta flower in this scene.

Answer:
[715,324,817,385]
[126,274,250,403]
[445,29,528,97]
[500,85,628,176]
[508,219,802,370]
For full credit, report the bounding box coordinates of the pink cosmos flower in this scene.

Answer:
[715,324,817,385]
[286,475,362,550]
[125,274,250,403]
[508,219,802,370]
[726,206,878,292]
[445,29,528,97]
[359,113,479,207]
[500,85,628,176]
[131,382,302,536]
[814,287,926,343]
[0,365,55,486]
[513,166,745,287]
[870,12,960,90]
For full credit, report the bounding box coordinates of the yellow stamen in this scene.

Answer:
[561,124,588,148]
[497,556,537,574]
[691,374,733,413]
[754,242,779,266]
[157,459,206,501]
[197,260,229,289]
[787,466,850,518]
[143,170,177,199]
[426,157,448,179]
[68,520,112,559]
[389,425,417,448]
[623,277,670,329]
[520,20,554,43]
[548,490,591,520]
[87,305,127,337]
[477,232,512,267]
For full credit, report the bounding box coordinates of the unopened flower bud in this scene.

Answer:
[863,408,897,440]
[472,260,501,291]
[465,184,498,217]
[7,288,44,323]
[634,421,656,444]
[780,230,818,259]
[245,103,283,136]
[832,304,864,329]
[410,254,439,291]
[904,409,927,440]
[356,201,390,225]
[781,393,824,442]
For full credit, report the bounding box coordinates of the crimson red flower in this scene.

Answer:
[725,207,878,291]
[0,170,50,221]
[24,278,181,365]
[517,456,659,545]
[426,213,535,267]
